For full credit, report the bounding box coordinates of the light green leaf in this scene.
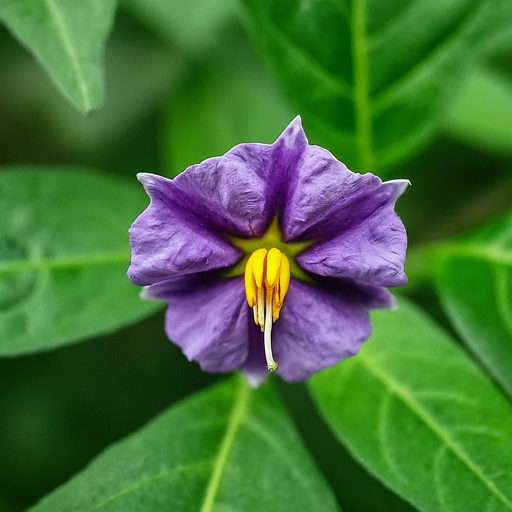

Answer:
[443,67,512,155]
[164,40,295,176]
[240,0,505,173]
[310,299,512,512]
[28,376,341,512]
[122,0,237,56]
[0,0,116,114]
[0,168,160,357]
[434,210,512,398]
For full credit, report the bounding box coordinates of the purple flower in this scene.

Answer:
[128,117,408,385]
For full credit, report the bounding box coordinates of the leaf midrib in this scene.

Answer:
[44,0,91,111]
[358,352,512,509]
[351,0,374,173]
[0,251,130,274]
[200,377,252,512]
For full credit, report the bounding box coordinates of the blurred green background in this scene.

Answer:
[1,3,512,512]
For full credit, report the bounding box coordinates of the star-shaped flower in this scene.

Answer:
[128,117,408,385]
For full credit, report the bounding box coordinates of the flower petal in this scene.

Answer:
[242,322,270,387]
[281,141,408,244]
[128,173,242,286]
[144,275,250,373]
[297,180,408,287]
[270,279,374,382]
[169,116,308,238]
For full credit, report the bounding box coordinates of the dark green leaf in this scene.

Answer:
[0,168,160,357]
[0,0,116,113]
[310,298,512,512]
[240,0,505,173]
[434,210,512,397]
[28,376,341,512]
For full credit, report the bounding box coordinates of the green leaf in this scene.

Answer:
[310,298,512,512]
[443,67,512,155]
[0,167,160,357]
[0,0,116,114]
[240,0,505,173]
[122,0,237,56]
[28,376,341,512]
[164,39,295,176]
[434,210,512,398]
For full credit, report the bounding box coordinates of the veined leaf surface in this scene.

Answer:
[0,0,116,113]
[0,168,160,357]
[435,210,512,397]
[310,299,512,512]
[240,0,504,173]
[28,377,341,512]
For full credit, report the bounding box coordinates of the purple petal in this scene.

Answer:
[170,145,272,237]
[270,279,374,382]
[144,275,250,373]
[298,180,408,287]
[127,173,242,286]
[242,322,270,387]
[169,116,308,238]
[281,141,408,244]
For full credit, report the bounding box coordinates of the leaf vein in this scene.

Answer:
[0,251,130,274]
[377,390,403,481]
[254,16,352,98]
[83,461,211,512]
[44,0,91,111]
[358,353,512,509]
[372,0,490,113]
[244,417,324,502]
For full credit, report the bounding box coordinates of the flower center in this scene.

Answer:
[244,247,290,372]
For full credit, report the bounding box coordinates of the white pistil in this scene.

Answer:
[264,290,278,372]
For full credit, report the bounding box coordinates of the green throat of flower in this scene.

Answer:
[227,219,313,373]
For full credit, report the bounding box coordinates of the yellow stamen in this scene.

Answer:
[249,248,267,288]
[265,247,282,288]
[244,248,291,372]
[276,254,290,307]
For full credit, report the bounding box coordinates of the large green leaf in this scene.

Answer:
[310,299,512,512]
[28,376,341,512]
[0,168,160,357]
[0,0,116,114]
[240,0,505,173]
[434,210,512,398]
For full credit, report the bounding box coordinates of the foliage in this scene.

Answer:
[0,1,511,511]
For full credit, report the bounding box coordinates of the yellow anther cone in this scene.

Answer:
[265,247,282,288]
[249,248,267,288]
[277,254,290,307]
